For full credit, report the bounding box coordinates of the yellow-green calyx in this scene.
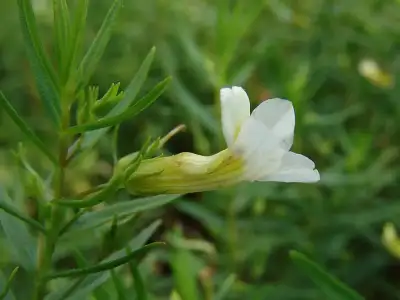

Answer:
[119,149,245,195]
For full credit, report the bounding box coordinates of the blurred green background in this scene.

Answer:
[1,0,400,299]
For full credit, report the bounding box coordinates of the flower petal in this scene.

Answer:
[220,86,251,147]
[233,116,285,181]
[251,98,295,150]
[259,151,320,183]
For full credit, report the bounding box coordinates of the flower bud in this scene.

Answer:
[122,149,244,195]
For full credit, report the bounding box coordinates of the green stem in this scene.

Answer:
[33,96,70,299]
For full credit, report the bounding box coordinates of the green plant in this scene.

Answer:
[0,0,175,298]
[0,0,399,299]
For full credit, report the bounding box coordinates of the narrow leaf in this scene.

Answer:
[78,0,122,86]
[174,28,215,86]
[93,82,123,117]
[0,190,37,271]
[0,267,19,300]
[0,272,16,300]
[55,278,85,300]
[59,210,87,236]
[16,0,61,125]
[170,247,201,300]
[290,251,364,300]
[0,92,57,164]
[68,47,156,158]
[45,220,162,300]
[127,255,147,300]
[53,0,71,82]
[46,242,163,279]
[73,249,90,268]
[58,250,108,300]
[53,176,121,208]
[13,143,50,202]
[64,195,179,234]
[66,77,171,135]
[92,283,111,300]
[0,201,45,233]
[214,274,236,300]
[110,269,127,300]
[168,80,218,133]
[108,47,156,116]
[67,0,89,78]
[158,43,217,133]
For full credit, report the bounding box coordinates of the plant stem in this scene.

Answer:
[33,97,70,300]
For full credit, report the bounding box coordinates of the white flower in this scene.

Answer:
[122,86,319,195]
[220,86,320,183]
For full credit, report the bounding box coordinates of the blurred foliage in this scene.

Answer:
[0,0,400,299]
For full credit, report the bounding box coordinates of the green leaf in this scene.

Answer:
[64,194,179,234]
[58,209,87,237]
[66,77,171,135]
[13,143,50,202]
[110,269,127,300]
[68,47,156,158]
[169,80,218,133]
[46,242,163,279]
[290,251,364,300]
[0,199,45,233]
[0,267,19,300]
[45,220,162,300]
[0,92,57,164]
[53,0,71,82]
[93,83,123,117]
[92,285,112,300]
[158,43,218,133]
[0,271,16,300]
[53,278,85,300]
[72,249,89,268]
[56,250,108,300]
[53,176,121,209]
[173,28,216,86]
[16,0,61,126]
[214,274,236,300]
[78,0,122,87]
[106,47,156,117]
[215,0,263,76]
[0,190,37,271]
[126,250,147,300]
[67,0,88,79]
[170,246,201,300]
